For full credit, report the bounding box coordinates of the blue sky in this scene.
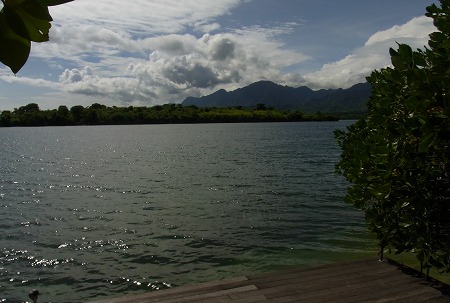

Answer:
[0,0,438,110]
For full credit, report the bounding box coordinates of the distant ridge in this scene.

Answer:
[182,81,371,113]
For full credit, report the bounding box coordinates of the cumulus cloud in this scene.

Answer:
[211,38,235,61]
[59,66,94,83]
[57,67,152,103]
[33,22,308,106]
[303,16,436,89]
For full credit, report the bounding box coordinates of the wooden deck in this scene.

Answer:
[89,258,450,303]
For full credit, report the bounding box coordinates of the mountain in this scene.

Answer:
[182,81,371,113]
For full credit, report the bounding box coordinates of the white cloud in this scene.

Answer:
[231,24,309,67]
[194,22,221,33]
[31,0,248,67]
[60,66,94,83]
[0,74,61,88]
[365,16,433,47]
[23,19,309,106]
[49,0,244,35]
[303,16,436,89]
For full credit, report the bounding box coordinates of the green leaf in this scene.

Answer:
[36,0,73,6]
[389,47,398,58]
[426,3,439,15]
[0,11,31,73]
[4,0,27,6]
[412,51,427,67]
[398,43,413,58]
[3,0,52,42]
[3,8,31,40]
[419,132,436,153]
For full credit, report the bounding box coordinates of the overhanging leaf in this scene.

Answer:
[36,0,73,6]
[0,11,31,73]
[3,0,27,6]
[3,0,52,42]
[4,8,31,40]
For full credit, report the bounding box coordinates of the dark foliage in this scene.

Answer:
[335,0,450,275]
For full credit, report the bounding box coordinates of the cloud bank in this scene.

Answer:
[1,1,437,107]
[33,22,310,105]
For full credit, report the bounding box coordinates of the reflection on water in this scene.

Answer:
[0,122,375,302]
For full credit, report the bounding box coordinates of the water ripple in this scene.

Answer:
[0,122,375,302]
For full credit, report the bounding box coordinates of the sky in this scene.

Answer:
[0,0,439,110]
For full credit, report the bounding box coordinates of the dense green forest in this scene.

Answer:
[0,103,338,127]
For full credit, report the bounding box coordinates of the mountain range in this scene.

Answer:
[182,81,371,113]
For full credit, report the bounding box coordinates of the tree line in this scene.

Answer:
[0,103,338,127]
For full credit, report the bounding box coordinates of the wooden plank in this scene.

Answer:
[88,258,450,303]
[230,262,410,301]
[315,280,435,303]
[259,262,449,303]
[144,285,258,303]
[90,276,250,303]
[246,258,382,281]
[247,259,390,288]
[253,263,399,290]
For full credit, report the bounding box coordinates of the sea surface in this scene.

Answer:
[0,121,375,302]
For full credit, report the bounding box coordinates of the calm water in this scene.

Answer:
[0,121,375,302]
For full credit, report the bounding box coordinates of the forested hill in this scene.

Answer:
[182,81,371,113]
